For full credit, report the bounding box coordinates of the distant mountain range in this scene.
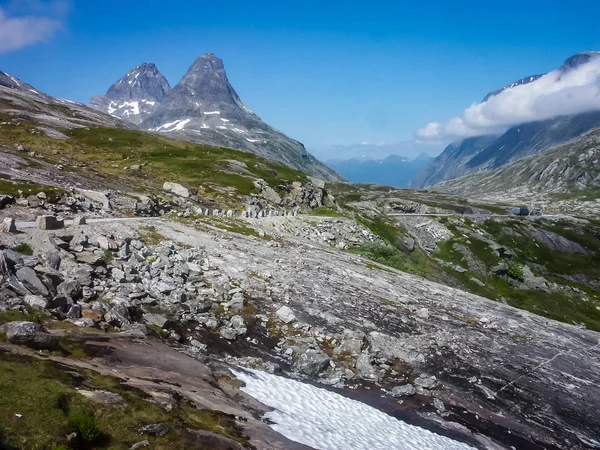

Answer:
[326,153,433,187]
[415,52,600,188]
[89,53,341,181]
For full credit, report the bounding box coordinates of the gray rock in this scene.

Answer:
[414,374,438,390]
[0,217,16,233]
[77,189,111,210]
[42,251,61,270]
[219,327,238,340]
[67,304,82,319]
[105,304,131,327]
[230,315,247,335]
[143,313,168,328]
[275,305,296,324]
[35,215,64,230]
[433,398,446,413]
[72,215,87,225]
[391,384,416,397]
[295,348,331,377]
[96,235,118,250]
[16,267,49,296]
[23,294,48,309]
[130,440,150,450]
[163,182,194,198]
[0,321,58,350]
[227,292,245,311]
[355,351,379,381]
[139,422,170,436]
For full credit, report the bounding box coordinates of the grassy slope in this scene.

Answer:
[0,311,247,450]
[0,116,308,205]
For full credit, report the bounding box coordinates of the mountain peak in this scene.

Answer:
[559,51,600,72]
[88,63,171,124]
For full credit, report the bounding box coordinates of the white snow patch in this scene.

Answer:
[141,100,155,106]
[246,138,262,143]
[28,89,40,95]
[218,125,227,130]
[220,118,230,122]
[154,118,191,132]
[120,101,140,116]
[195,102,201,107]
[200,123,210,129]
[204,111,220,115]
[231,128,246,133]
[107,101,117,114]
[8,75,20,86]
[233,369,475,450]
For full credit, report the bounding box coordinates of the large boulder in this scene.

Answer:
[16,267,49,296]
[275,306,296,324]
[163,182,195,198]
[295,348,331,377]
[77,189,111,210]
[0,321,58,350]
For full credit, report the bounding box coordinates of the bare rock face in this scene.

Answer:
[163,182,196,198]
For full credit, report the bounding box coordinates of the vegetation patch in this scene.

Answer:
[11,242,33,256]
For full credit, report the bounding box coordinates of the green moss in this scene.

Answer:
[12,242,33,256]
[351,242,411,272]
[139,225,166,245]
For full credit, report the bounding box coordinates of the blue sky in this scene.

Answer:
[1,0,600,160]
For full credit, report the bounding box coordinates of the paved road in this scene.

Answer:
[15,216,162,229]
[386,213,563,219]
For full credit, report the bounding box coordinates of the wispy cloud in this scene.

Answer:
[417,53,600,141]
[0,0,69,54]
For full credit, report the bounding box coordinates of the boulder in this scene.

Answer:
[391,384,416,397]
[77,189,111,210]
[163,182,195,198]
[275,305,296,324]
[23,294,48,309]
[219,327,238,340]
[105,304,131,327]
[139,423,170,437]
[0,217,16,233]
[35,215,64,230]
[295,348,331,377]
[143,313,168,328]
[0,195,15,209]
[16,267,49,296]
[414,374,438,390]
[0,321,58,350]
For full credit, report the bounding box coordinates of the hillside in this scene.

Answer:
[431,128,600,216]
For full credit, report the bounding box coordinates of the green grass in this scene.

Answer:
[11,242,33,256]
[0,350,249,449]
[309,206,344,217]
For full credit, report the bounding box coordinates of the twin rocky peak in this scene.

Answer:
[89,53,339,181]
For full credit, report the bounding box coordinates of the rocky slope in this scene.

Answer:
[415,52,600,187]
[89,63,172,125]
[90,53,341,181]
[0,201,599,449]
[0,70,134,131]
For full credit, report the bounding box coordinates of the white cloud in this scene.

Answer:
[417,53,600,141]
[0,1,68,54]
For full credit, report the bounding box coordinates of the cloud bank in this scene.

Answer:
[0,1,68,54]
[417,53,600,141]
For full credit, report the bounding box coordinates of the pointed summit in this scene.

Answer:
[89,63,171,124]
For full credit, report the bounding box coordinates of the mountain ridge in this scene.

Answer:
[89,53,341,181]
[415,51,600,188]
